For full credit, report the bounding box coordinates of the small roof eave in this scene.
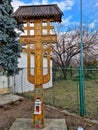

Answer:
[13,4,63,23]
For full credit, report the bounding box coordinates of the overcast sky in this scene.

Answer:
[11,0,98,30]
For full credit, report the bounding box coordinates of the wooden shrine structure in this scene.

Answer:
[13,4,63,128]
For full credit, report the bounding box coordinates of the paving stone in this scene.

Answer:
[9,118,67,130]
[0,93,23,105]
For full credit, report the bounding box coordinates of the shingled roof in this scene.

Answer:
[13,4,63,22]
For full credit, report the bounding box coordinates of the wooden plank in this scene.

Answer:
[0,88,11,95]
[20,35,57,44]
[20,36,36,44]
[41,35,57,43]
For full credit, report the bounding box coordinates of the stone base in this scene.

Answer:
[9,118,67,130]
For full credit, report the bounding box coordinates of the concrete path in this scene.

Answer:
[0,93,23,105]
[9,118,67,130]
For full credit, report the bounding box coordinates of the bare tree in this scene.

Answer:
[51,26,98,79]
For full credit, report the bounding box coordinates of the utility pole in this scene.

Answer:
[79,0,85,116]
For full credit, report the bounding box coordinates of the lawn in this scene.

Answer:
[22,77,98,120]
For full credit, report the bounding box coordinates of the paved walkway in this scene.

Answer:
[0,93,23,105]
[9,118,67,130]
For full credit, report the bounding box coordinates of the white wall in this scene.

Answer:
[18,52,52,68]
[0,76,8,89]
[9,52,53,93]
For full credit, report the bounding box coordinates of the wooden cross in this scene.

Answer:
[20,19,57,128]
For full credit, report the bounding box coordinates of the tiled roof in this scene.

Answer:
[13,4,63,22]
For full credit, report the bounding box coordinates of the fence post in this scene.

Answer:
[79,66,85,116]
[79,0,85,116]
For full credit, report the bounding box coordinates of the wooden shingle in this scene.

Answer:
[13,4,63,22]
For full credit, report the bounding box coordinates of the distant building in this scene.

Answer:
[0,51,53,94]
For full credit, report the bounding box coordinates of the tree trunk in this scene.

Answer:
[61,68,67,79]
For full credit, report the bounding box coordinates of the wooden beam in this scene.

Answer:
[20,35,57,44]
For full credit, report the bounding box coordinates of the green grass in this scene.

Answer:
[44,80,79,113]
[22,78,98,120]
[84,79,98,119]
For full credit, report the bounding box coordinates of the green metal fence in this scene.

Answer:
[44,66,98,120]
[20,66,98,120]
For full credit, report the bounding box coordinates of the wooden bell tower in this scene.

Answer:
[13,4,63,128]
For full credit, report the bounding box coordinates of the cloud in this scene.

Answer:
[11,0,51,12]
[61,16,72,26]
[31,0,41,5]
[88,20,98,29]
[12,0,41,11]
[32,0,48,5]
[52,0,74,11]
[42,0,48,4]
[11,0,27,11]
[12,0,74,12]
[95,2,98,7]
[89,23,95,29]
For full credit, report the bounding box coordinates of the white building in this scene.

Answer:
[0,51,53,93]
